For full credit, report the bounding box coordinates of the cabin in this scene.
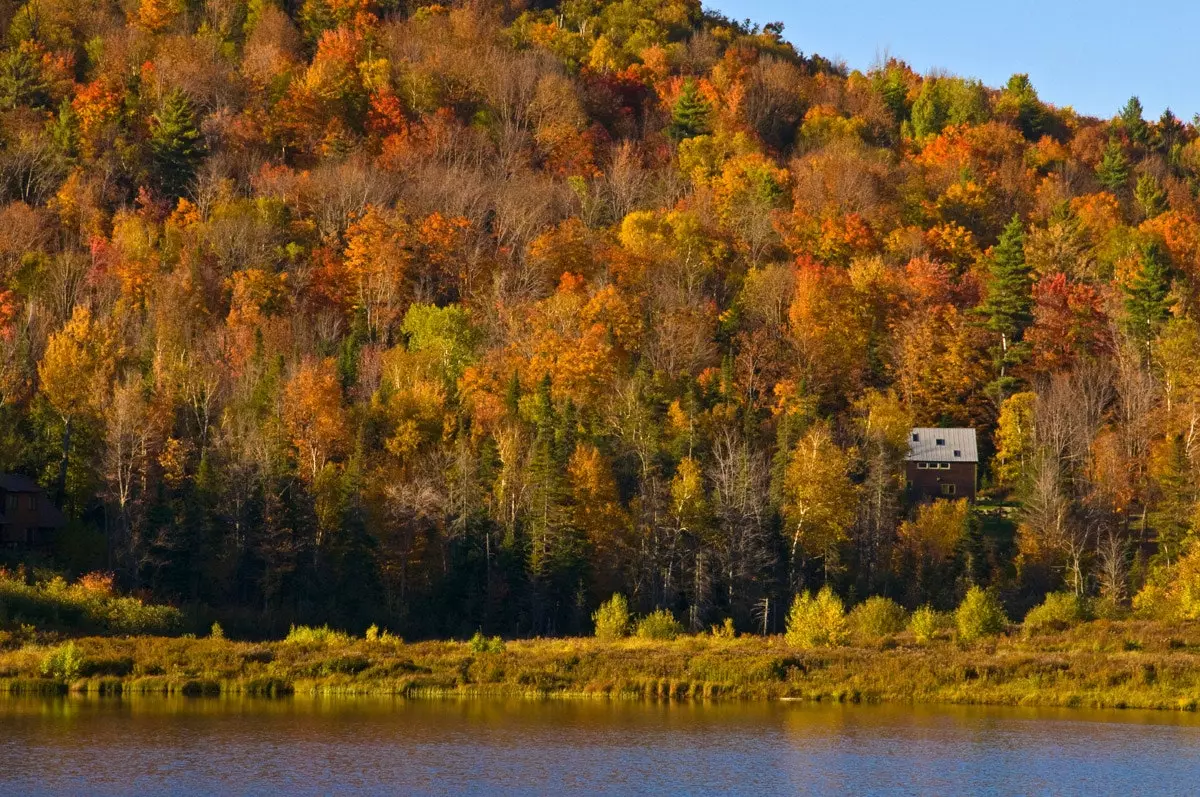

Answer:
[905,428,978,502]
[0,474,65,549]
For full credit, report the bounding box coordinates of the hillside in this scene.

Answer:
[0,0,1198,638]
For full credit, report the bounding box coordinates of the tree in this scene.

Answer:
[668,79,711,141]
[38,307,115,498]
[979,214,1033,397]
[149,89,204,198]
[1134,173,1168,220]
[1123,240,1172,350]
[1096,138,1130,193]
[1119,96,1147,144]
[781,425,857,586]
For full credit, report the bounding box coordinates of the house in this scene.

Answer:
[0,474,65,548]
[905,428,978,502]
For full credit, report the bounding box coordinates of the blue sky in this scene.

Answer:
[713,1,1198,121]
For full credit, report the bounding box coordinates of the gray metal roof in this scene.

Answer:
[906,428,978,463]
[0,474,40,492]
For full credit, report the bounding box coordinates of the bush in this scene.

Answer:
[1023,592,1089,635]
[469,631,506,653]
[635,609,683,640]
[284,624,352,645]
[908,605,947,644]
[849,596,908,640]
[785,586,848,649]
[0,570,182,635]
[955,586,1007,643]
[209,622,224,640]
[592,594,632,640]
[41,642,84,680]
[710,618,736,639]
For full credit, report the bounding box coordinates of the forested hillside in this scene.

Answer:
[1,0,1198,637]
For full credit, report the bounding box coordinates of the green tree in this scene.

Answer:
[149,89,205,198]
[1002,73,1045,140]
[668,79,711,141]
[978,215,1033,397]
[1119,96,1147,144]
[1096,138,1130,193]
[1123,240,1172,349]
[0,46,50,110]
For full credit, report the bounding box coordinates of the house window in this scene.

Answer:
[941,483,956,496]
[916,462,928,470]
[911,433,919,442]
[953,450,961,458]
[939,463,951,470]
[4,495,15,511]
[935,438,945,446]
[25,495,35,511]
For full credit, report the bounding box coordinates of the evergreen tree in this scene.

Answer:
[149,89,204,198]
[0,46,49,110]
[979,215,1033,396]
[1096,138,1130,193]
[668,79,711,141]
[1123,239,1172,348]
[1150,435,1196,566]
[1004,73,1045,140]
[1134,173,1168,219]
[1119,96,1148,144]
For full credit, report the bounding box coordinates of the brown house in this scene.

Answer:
[0,474,65,548]
[905,428,978,502]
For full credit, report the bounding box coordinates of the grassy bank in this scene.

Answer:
[5,620,1200,711]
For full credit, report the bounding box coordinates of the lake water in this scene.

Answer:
[2,696,1200,795]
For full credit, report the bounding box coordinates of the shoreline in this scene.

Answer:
[5,619,1200,712]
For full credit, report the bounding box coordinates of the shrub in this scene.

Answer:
[785,586,848,649]
[849,596,908,640]
[469,631,506,653]
[41,642,84,680]
[284,624,352,645]
[955,586,1007,643]
[908,605,946,644]
[635,609,683,640]
[209,622,225,640]
[710,618,736,639]
[1023,592,1089,635]
[592,594,632,640]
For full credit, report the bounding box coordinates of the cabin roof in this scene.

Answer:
[0,473,41,492]
[906,428,978,463]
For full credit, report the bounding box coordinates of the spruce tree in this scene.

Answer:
[979,215,1033,397]
[1123,239,1172,348]
[668,79,711,141]
[150,89,204,198]
[1096,138,1130,193]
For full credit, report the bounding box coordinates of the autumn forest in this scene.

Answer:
[2,0,1199,639]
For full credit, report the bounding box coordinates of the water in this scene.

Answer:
[2,696,1200,795]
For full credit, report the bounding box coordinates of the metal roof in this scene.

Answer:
[0,474,41,492]
[906,428,978,463]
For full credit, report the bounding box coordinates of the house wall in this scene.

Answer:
[905,461,977,501]
[0,489,52,546]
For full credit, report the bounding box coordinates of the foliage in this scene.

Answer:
[40,641,83,680]
[635,609,684,640]
[284,625,353,646]
[848,596,908,640]
[469,631,506,653]
[592,594,632,640]
[0,571,182,635]
[955,587,1008,643]
[908,605,947,644]
[1023,592,1089,635]
[785,587,848,649]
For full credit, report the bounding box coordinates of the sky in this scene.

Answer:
[713,0,1200,121]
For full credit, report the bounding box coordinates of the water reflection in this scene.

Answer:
[3,697,1200,795]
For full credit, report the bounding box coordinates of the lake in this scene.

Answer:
[3,696,1200,795]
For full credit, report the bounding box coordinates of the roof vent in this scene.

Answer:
[911,433,919,442]
[954,450,961,457]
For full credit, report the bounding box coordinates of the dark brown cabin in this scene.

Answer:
[905,428,978,502]
[0,474,65,548]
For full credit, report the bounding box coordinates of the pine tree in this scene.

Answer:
[1119,96,1147,144]
[1123,239,1172,348]
[1096,138,1130,193]
[150,89,204,198]
[668,79,711,141]
[979,215,1033,396]
[0,46,49,110]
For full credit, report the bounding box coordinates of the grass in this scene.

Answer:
[5,620,1200,711]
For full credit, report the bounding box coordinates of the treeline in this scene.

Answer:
[2,0,1200,637]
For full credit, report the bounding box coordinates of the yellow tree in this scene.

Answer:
[282,358,348,484]
[38,306,116,495]
[343,204,410,341]
[782,424,857,586]
[993,391,1036,489]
